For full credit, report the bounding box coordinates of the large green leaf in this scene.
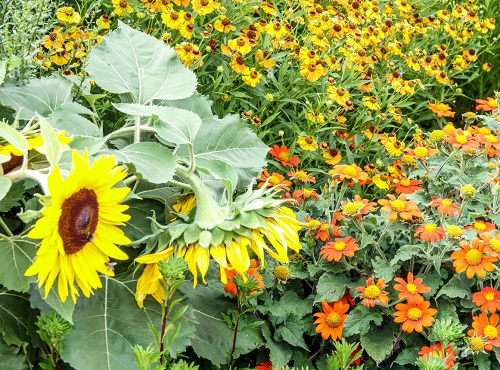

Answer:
[29,285,75,324]
[0,290,31,346]
[0,237,37,292]
[106,142,176,184]
[343,305,383,337]
[261,324,292,369]
[360,322,398,365]
[0,177,12,203]
[436,276,471,300]
[315,273,351,303]
[0,338,26,370]
[86,22,196,104]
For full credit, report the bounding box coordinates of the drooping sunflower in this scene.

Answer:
[26,150,131,302]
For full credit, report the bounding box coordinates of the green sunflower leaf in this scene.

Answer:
[0,237,37,292]
[0,337,26,370]
[0,290,31,346]
[28,285,75,325]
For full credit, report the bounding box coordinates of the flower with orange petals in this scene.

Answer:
[481,232,500,257]
[393,272,431,303]
[473,287,500,313]
[255,362,273,370]
[378,194,423,222]
[414,223,446,242]
[292,189,319,203]
[390,177,423,194]
[355,277,389,307]
[393,298,437,333]
[258,170,292,191]
[287,169,316,183]
[467,313,500,351]
[342,195,377,218]
[314,222,331,241]
[465,220,496,235]
[428,102,455,118]
[445,129,479,150]
[320,236,359,262]
[329,164,368,183]
[418,343,456,370]
[430,197,461,218]
[475,97,499,112]
[313,300,349,340]
[405,146,440,159]
[450,238,498,279]
[269,145,299,168]
[223,259,264,297]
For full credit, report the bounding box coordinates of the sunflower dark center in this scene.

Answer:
[58,188,99,255]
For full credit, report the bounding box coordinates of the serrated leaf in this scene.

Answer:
[261,324,293,369]
[275,321,308,350]
[122,199,165,240]
[196,158,238,197]
[315,273,351,303]
[372,256,397,282]
[0,337,26,370]
[360,322,398,365]
[105,142,175,184]
[29,285,75,324]
[48,105,99,137]
[0,291,31,346]
[343,306,383,337]
[0,237,37,292]
[266,291,313,322]
[87,22,196,104]
[436,277,471,299]
[0,180,26,213]
[390,245,422,266]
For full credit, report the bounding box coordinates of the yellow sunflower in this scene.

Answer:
[26,150,131,302]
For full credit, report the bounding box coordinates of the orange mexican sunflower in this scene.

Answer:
[314,223,331,241]
[405,146,440,159]
[287,169,316,183]
[355,277,389,307]
[320,236,359,262]
[269,145,299,168]
[428,102,455,117]
[414,223,446,242]
[258,170,292,191]
[390,177,423,194]
[313,300,349,340]
[475,97,499,112]
[342,195,376,219]
[430,197,460,218]
[465,220,496,235]
[481,232,500,257]
[473,287,500,313]
[378,194,423,222]
[445,129,479,150]
[418,343,456,370]
[223,259,264,297]
[450,238,498,279]
[393,272,431,303]
[255,362,273,370]
[292,189,319,203]
[329,164,368,183]
[467,313,500,351]
[393,298,437,333]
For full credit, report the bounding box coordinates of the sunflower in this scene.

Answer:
[313,300,349,340]
[355,277,389,307]
[473,287,500,313]
[414,223,445,242]
[393,298,437,333]
[467,313,500,351]
[393,272,431,303]
[26,150,131,303]
[450,238,498,279]
[320,236,359,262]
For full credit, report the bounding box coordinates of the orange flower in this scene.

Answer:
[314,222,331,241]
[450,238,498,279]
[255,362,273,370]
[393,272,431,303]
[405,146,440,159]
[393,298,437,333]
[269,145,299,168]
[342,195,377,219]
[475,97,499,112]
[430,197,460,218]
[390,178,423,194]
[481,232,500,257]
[467,313,500,351]
[258,170,292,191]
[445,129,479,150]
[223,259,264,297]
[323,148,342,165]
[292,189,319,203]
[414,223,446,242]
[378,194,423,222]
[287,169,316,183]
[418,343,456,370]
[465,220,496,235]
[428,102,455,117]
[313,300,349,340]
[355,277,389,307]
[329,164,368,183]
[473,287,500,313]
[320,236,359,262]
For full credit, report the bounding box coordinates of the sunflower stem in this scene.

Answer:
[228,299,242,368]
[186,143,195,174]
[0,217,13,237]
[134,116,141,143]
[159,283,172,366]
[3,169,49,195]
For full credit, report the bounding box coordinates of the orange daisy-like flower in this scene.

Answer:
[445,129,479,150]
[320,236,359,262]
[465,220,496,235]
[269,145,300,168]
[313,300,349,340]
[418,343,456,370]
[342,194,377,219]
[467,313,500,351]
[355,277,389,307]
[329,164,368,183]
[390,177,423,194]
[378,194,423,222]
[393,298,437,333]
[481,232,500,257]
[414,223,446,242]
[450,238,498,279]
[292,189,320,203]
[393,272,431,303]
[430,197,460,218]
[475,97,499,112]
[473,287,500,313]
[428,102,455,117]
[255,362,273,370]
[405,146,440,159]
[223,259,264,297]
[258,170,292,191]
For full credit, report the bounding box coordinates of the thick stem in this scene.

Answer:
[52,343,58,370]
[0,217,13,237]
[159,285,171,365]
[134,116,141,143]
[228,302,242,368]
